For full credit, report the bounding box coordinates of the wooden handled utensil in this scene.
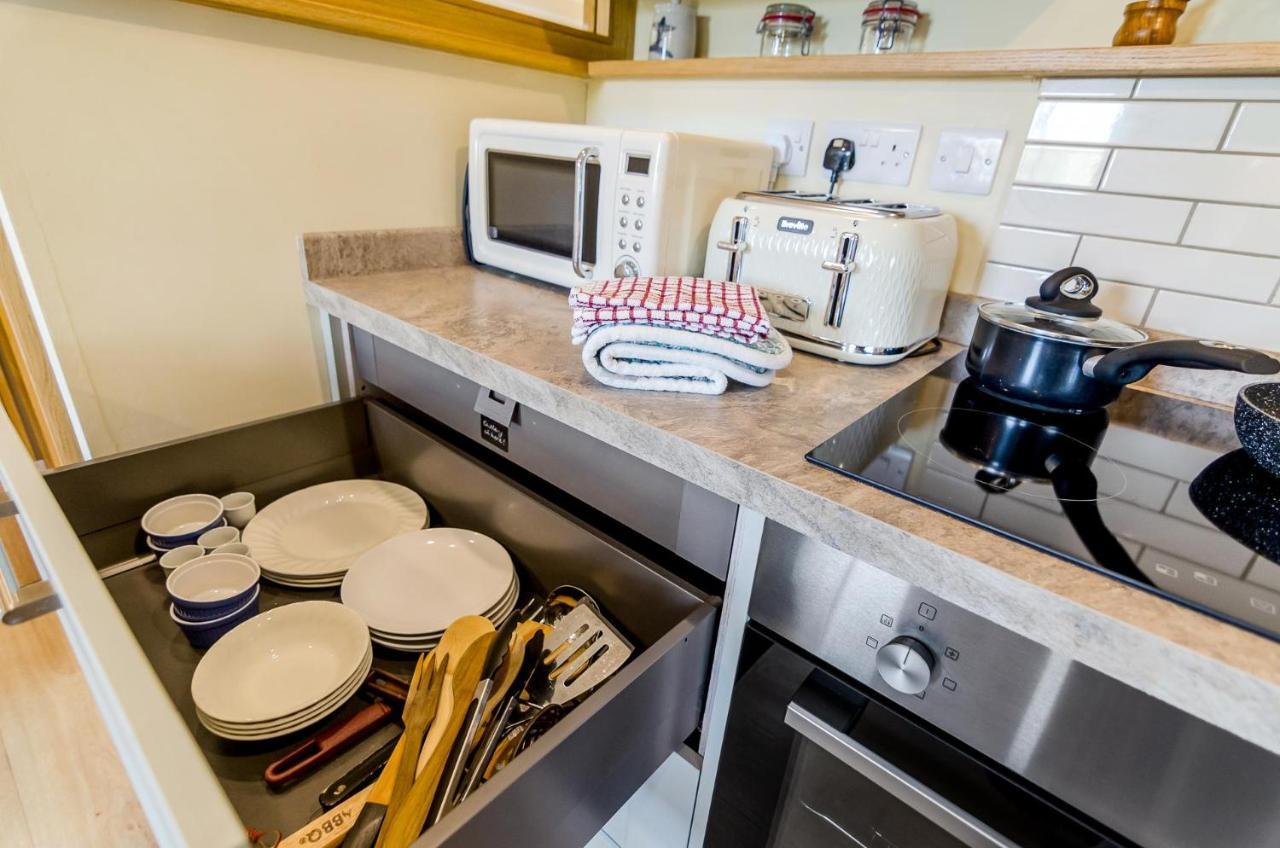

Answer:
[378,630,493,848]
[277,784,374,848]
[343,653,438,848]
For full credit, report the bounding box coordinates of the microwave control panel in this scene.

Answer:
[612,153,654,277]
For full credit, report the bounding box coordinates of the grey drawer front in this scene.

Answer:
[46,399,716,848]
[357,330,737,580]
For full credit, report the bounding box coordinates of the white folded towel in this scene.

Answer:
[577,323,793,395]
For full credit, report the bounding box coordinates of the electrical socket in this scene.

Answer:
[823,121,922,187]
[765,119,815,177]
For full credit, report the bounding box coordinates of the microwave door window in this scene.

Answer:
[486,151,599,264]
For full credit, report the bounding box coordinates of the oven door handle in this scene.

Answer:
[784,700,1019,848]
[572,146,600,279]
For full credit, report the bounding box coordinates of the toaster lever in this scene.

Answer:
[822,232,860,328]
[715,215,750,282]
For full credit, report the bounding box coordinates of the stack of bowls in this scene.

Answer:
[143,494,226,554]
[167,554,261,648]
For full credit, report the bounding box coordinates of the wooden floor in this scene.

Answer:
[0,613,155,846]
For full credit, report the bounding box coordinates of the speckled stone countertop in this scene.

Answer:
[301,228,1280,756]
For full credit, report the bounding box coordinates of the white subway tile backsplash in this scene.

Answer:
[978,262,1153,324]
[1003,186,1191,242]
[987,226,1079,269]
[1146,291,1280,350]
[1134,77,1280,101]
[1103,149,1280,205]
[1223,103,1280,154]
[1014,145,1110,189]
[1074,236,1280,301]
[997,76,1280,366]
[1027,100,1234,150]
[1039,78,1136,99]
[1183,203,1280,257]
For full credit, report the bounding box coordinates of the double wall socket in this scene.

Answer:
[824,121,922,187]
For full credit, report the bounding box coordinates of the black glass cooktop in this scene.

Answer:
[807,356,1280,641]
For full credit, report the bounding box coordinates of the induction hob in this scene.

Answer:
[807,355,1280,641]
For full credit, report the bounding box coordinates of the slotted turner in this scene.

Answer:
[531,602,633,708]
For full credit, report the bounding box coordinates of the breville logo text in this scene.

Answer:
[777,216,814,235]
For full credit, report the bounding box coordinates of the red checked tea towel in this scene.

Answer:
[569,277,772,345]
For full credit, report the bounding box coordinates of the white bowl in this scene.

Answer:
[169,586,260,627]
[197,525,240,550]
[190,601,371,725]
[159,545,204,573]
[142,494,224,542]
[212,542,251,557]
[166,553,260,609]
[220,492,257,529]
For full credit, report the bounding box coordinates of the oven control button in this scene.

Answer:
[636,195,646,208]
[620,216,629,227]
[634,219,644,232]
[622,194,631,205]
[876,636,935,696]
[613,258,641,278]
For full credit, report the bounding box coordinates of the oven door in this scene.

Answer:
[467,121,622,288]
[704,630,1125,848]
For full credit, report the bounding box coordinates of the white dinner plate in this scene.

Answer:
[197,652,372,739]
[341,529,514,637]
[196,646,372,731]
[191,601,371,725]
[243,480,428,579]
[365,577,519,639]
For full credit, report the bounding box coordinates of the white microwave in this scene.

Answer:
[466,119,773,287]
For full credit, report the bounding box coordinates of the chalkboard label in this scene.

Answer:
[480,415,509,452]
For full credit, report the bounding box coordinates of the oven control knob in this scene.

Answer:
[876,636,935,696]
[614,258,640,278]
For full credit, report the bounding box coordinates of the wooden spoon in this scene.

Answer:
[380,628,493,848]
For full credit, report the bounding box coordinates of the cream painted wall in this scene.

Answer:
[634,0,1280,59]
[587,77,1040,296]
[0,0,585,456]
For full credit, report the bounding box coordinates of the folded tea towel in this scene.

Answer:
[578,323,793,395]
[570,277,772,346]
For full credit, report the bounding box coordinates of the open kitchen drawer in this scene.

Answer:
[0,397,718,847]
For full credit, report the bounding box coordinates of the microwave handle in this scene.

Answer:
[784,699,1018,848]
[572,146,600,279]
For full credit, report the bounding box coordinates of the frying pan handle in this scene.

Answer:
[263,701,395,790]
[1085,339,1280,386]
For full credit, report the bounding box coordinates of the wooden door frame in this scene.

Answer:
[0,223,82,468]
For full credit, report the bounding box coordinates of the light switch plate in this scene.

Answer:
[765,119,815,177]
[823,121,921,187]
[930,128,1007,195]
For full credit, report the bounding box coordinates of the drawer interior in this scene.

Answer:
[43,399,717,847]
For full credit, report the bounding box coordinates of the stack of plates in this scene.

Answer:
[243,480,428,588]
[341,528,519,651]
[190,601,372,741]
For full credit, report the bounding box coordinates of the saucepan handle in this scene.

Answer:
[1085,339,1280,386]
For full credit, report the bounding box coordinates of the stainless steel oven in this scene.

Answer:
[704,633,1123,848]
[700,520,1280,848]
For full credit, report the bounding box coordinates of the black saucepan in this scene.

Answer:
[966,266,1280,411]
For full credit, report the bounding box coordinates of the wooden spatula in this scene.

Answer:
[379,629,493,848]
[374,654,444,848]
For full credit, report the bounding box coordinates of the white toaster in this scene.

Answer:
[702,192,958,365]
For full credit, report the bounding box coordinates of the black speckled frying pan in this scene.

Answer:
[1236,382,1280,478]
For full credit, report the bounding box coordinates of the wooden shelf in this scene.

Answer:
[588,42,1280,81]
